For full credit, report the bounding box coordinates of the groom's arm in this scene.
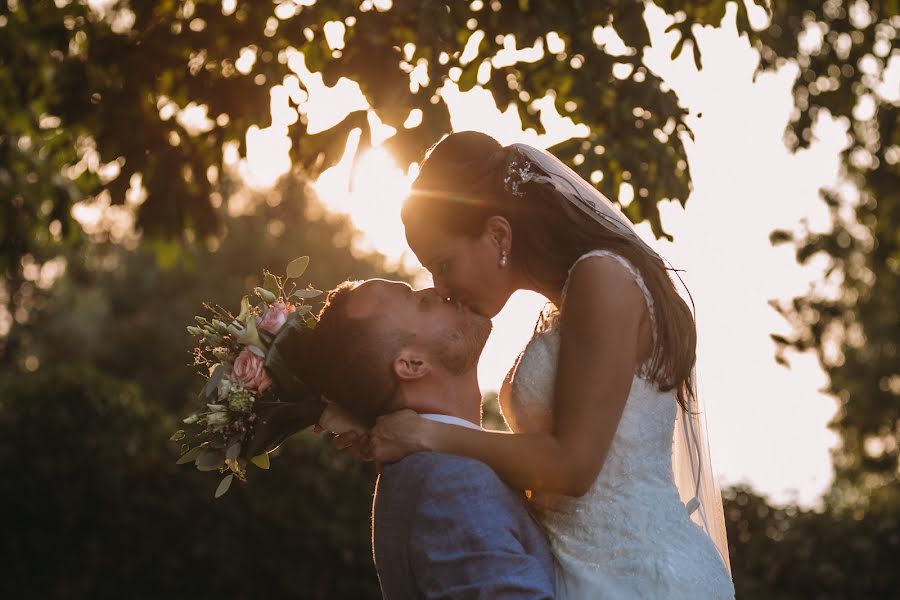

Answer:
[408,455,555,600]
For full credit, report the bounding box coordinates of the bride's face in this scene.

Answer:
[406,223,515,319]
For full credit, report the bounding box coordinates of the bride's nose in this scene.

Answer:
[433,280,453,302]
[427,287,450,303]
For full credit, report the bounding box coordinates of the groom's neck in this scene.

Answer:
[402,370,482,426]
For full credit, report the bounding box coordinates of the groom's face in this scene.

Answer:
[346,279,492,374]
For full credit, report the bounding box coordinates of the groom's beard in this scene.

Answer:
[434,312,492,376]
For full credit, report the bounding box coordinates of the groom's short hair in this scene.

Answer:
[311,281,411,425]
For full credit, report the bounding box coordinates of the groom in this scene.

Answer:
[309,279,555,599]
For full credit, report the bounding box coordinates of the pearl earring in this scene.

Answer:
[499,250,508,268]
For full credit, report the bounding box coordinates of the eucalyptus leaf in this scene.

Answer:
[284,310,306,327]
[176,444,206,464]
[195,450,225,471]
[250,453,271,469]
[226,442,241,460]
[286,256,309,279]
[214,474,234,498]
[292,288,322,299]
[255,286,277,304]
[247,345,266,358]
[263,272,280,295]
[202,364,225,400]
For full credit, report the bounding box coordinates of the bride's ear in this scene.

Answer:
[483,215,512,250]
[393,349,431,382]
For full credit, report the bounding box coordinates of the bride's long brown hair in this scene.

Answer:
[402,131,696,409]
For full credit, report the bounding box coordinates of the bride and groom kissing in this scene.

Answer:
[301,131,735,598]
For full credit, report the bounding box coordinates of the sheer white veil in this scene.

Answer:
[505,143,731,572]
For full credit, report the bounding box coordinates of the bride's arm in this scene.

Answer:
[372,258,648,497]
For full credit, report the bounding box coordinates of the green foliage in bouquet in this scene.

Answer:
[172,256,326,497]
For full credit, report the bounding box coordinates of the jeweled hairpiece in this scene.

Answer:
[503,155,536,197]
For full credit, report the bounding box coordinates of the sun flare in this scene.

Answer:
[314,135,419,272]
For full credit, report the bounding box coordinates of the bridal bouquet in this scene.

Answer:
[171,256,361,497]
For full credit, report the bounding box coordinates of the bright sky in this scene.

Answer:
[236,4,867,507]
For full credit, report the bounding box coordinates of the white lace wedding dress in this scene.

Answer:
[499,250,735,599]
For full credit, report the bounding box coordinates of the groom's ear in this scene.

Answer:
[392,348,431,382]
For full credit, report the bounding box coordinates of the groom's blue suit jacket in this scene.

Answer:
[373,451,556,599]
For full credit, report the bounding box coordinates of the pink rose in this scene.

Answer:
[231,349,272,395]
[256,301,296,336]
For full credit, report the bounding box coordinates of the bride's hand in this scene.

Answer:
[315,403,373,460]
[370,409,433,464]
[314,426,373,461]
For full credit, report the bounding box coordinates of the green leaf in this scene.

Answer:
[169,430,185,442]
[286,256,309,279]
[214,474,234,498]
[236,317,267,351]
[250,453,270,469]
[176,444,206,464]
[202,364,225,400]
[195,450,225,471]
[670,36,685,61]
[255,286,277,303]
[237,295,251,323]
[263,272,280,295]
[226,442,241,460]
[292,288,322,299]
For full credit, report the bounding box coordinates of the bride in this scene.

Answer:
[355,131,733,598]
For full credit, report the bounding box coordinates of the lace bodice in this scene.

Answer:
[499,250,734,598]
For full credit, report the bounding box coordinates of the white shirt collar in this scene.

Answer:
[420,413,482,430]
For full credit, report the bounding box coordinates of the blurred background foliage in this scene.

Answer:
[1,0,898,598]
[1,179,393,598]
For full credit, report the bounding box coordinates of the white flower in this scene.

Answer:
[217,377,237,400]
[207,412,229,428]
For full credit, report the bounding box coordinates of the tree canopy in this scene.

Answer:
[762,2,899,505]
[3,0,773,280]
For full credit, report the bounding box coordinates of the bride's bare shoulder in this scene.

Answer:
[558,255,646,339]
[564,254,646,309]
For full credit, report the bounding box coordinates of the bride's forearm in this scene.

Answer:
[424,421,597,496]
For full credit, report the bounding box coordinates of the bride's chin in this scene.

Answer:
[460,296,499,319]
[474,302,500,320]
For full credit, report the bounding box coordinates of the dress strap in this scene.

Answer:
[562,250,658,346]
